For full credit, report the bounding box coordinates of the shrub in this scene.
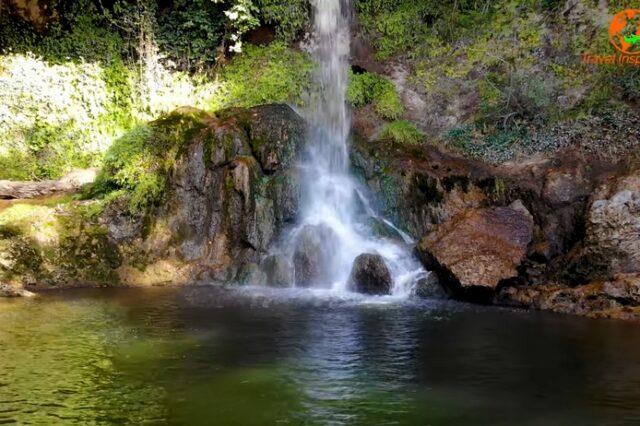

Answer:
[256,0,309,41]
[374,86,404,120]
[347,71,404,120]
[90,109,209,214]
[156,0,226,72]
[379,120,423,144]
[211,42,313,109]
[0,54,113,179]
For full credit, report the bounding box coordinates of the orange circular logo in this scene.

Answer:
[609,9,640,54]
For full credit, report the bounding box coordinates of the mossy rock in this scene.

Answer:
[0,201,123,287]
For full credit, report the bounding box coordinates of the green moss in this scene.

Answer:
[0,200,122,286]
[379,121,423,145]
[347,71,404,120]
[357,1,430,59]
[56,205,122,284]
[89,108,209,214]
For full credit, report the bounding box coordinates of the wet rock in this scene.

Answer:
[236,262,267,286]
[497,273,640,321]
[367,217,408,243]
[293,224,338,287]
[417,205,534,297]
[348,253,392,295]
[261,254,292,288]
[245,104,307,173]
[164,104,305,277]
[415,272,447,299]
[0,283,35,297]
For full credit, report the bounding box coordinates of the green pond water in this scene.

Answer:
[1,286,640,425]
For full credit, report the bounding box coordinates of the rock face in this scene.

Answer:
[163,104,305,282]
[417,204,534,296]
[348,253,392,295]
[351,135,640,318]
[498,274,640,320]
[0,104,306,288]
[562,175,640,282]
[293,224,338,287]
[261,254,292,288]
[236,262,266,286]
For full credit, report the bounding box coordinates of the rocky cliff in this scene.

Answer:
[0,104,305,290]
[1,102,639,321]
[352,135,640,319]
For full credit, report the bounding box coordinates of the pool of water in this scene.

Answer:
[1,286,640,425]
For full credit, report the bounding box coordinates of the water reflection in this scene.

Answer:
[1,287,640,425]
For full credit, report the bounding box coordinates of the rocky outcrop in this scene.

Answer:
[348,253,392,295]
[560,174,640,282]
[417,204,533,298]
[352,133,640,318]
[498,274,640,320]
[0,104,306,289]
[414,272,447,299]
[293,224,338,287]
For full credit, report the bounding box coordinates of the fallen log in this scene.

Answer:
[0,169,97,200]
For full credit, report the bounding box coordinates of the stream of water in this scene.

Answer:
[282,0,425,295]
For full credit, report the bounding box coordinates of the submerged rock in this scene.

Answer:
[293,224,338,287]
[348,253,392,295]
[417,204,533,298]
[261,254,292,288]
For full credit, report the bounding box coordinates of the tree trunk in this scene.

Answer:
[0,169,97,200]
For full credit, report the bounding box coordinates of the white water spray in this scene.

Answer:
[282,0,426,297]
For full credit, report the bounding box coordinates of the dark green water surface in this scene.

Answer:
[1,286,640,425]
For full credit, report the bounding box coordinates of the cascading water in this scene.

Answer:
[282,0,426,296]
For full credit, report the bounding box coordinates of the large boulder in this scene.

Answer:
[348,253,392,295]
[417,203,534,297]
[293,224,338,287]
[261,254,292,288]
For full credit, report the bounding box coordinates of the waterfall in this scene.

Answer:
[282,0,426,296]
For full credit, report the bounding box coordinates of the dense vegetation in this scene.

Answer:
[355,0,639,161]
[0,0,638,182]
[0,0,314,181]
